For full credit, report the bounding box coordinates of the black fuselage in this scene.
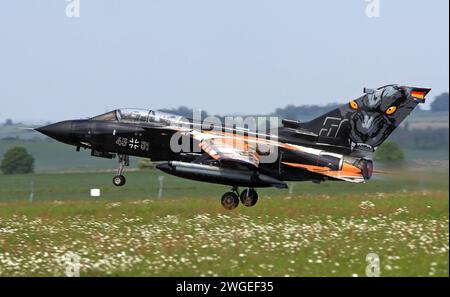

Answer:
[36,118,338,186]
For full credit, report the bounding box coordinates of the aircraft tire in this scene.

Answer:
[240,189,258,207]
[221,192,239,210]
[113,175,126,186]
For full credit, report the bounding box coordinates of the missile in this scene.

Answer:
[156,161,287,188]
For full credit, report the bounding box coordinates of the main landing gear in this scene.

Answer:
[112,154,129,186]
[221,187,259,210]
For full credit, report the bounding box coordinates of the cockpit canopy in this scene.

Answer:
[90,109,184,125]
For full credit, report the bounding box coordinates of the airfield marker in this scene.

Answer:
[90,188,101,198]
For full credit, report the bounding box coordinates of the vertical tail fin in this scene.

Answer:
[299,85,431,153]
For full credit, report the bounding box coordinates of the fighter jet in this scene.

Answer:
[36,85,430,209]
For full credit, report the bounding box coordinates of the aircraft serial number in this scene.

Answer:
[115,137,149,151]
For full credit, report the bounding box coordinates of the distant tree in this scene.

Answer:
[390,127,449,150]
[4,118,13,126]
[137,158,155,170]
[0,146,34,174]
[1,136,18,141]
[373,141,405,163]
[431,93,449,112]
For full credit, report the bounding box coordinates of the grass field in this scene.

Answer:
[0,165,448,277]
[0,162,448,201]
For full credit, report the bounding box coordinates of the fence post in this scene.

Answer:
[157,176,164,199]
[289,183,294,195]
[29,180,34,203]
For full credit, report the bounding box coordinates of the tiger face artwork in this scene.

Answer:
[342,85,427,152]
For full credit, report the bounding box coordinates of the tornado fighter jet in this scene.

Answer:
[36,85,430,209]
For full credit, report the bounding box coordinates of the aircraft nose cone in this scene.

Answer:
[35,121,74,143]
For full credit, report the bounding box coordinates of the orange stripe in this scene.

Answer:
[282,162,330,172]
[326,171,362,178]
[282,162,363,178]
[341,162,362,175]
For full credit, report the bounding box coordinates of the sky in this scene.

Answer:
[0,0,448,122]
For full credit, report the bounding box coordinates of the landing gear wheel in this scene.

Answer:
[240,188,258,207]
[221,192,239,210]
[113,175,126,186]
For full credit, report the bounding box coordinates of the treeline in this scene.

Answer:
[390,127,449,150]
[274,103,339,121]
[431,93,449,112]
[159,106,209,119]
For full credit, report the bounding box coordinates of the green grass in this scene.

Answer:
[0,166,448,277]
[0,164,448,202]
[0,191,447,277]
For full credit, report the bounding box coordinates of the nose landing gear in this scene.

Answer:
[112,154,129,186]
[221,187,258,210]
